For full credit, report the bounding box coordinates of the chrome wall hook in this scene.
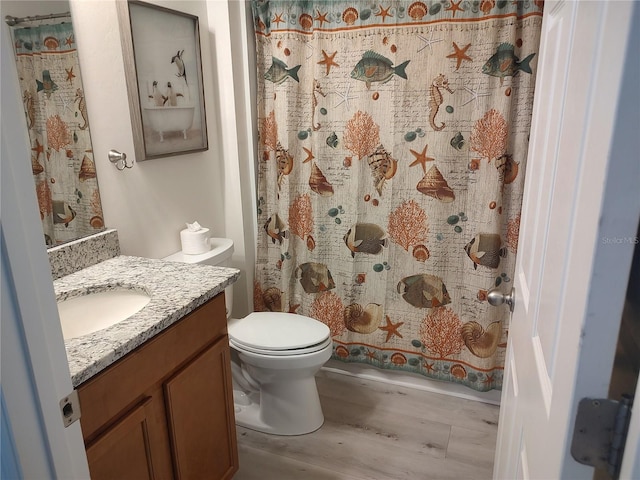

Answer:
[108,149,133,170]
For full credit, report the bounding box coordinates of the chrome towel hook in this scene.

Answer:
[108,149,133,170]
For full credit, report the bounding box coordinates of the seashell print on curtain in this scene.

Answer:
[12,19,104,246]
[252,0,543,391]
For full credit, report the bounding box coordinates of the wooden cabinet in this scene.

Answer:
[85,398,156,480]
[78,294,238,480]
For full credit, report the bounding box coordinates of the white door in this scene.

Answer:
[1,23,91,479]
[494,1,639,479]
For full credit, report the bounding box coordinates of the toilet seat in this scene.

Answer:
[229,336,333,356]
[228,312,331,356]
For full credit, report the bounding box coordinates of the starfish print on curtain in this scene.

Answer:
[252,0,543,392]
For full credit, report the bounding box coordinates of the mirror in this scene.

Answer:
[5,0,105,247]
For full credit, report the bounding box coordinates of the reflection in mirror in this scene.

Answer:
[6,2,105,246]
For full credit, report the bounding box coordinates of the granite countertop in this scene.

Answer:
[55,255,240,387]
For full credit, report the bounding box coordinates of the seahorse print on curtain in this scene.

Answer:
[252,0,543,392]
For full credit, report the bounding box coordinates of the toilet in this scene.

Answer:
[164,238,332,436]
[164,237,235,317]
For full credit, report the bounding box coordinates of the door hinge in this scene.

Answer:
[59,390,81,427]
[570,395,633,480]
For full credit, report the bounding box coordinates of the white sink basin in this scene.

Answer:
[58,289,151,340]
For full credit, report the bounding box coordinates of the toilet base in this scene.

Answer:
[232,378,325,436]
[228,334,333,436]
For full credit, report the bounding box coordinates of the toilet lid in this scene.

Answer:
[228,312,330,352]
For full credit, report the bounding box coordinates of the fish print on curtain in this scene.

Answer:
[252,0,543,391]
[12,21,104,246]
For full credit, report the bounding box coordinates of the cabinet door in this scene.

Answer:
[164,336,238,480]
[85,398,156,480]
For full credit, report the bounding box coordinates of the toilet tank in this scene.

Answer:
[163,238,234,318]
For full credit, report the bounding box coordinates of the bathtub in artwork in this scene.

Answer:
[143,105,195,142]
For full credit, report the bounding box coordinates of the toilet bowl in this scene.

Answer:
[164,239,332,436]
[228,312,332,435]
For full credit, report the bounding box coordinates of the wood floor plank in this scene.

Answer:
[316,371,500,434]
[446,425,498,472]
[237,420,436,480]
[238,425,494,480]
[235,371,499,480]
[319,396,451,460]
[234,444,367,480]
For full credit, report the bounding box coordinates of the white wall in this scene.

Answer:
[3,0,255,317]
[72,0,255,316]
[70,0,225,258]
[204,0,257,317]
[1,1,70,18]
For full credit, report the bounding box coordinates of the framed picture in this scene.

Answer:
[117,1,208,160]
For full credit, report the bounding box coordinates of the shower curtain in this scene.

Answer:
[252,0,543,391]
[12,20,104,246]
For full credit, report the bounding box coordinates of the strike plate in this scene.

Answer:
[59,390,81,427]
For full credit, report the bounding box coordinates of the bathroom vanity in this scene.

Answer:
[78,294,236,479]
[51,236,240,480]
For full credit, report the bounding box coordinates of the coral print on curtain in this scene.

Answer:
[252,0,543,391]
[12,20,104,246]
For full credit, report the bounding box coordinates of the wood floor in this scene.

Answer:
[234,370,499,480]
